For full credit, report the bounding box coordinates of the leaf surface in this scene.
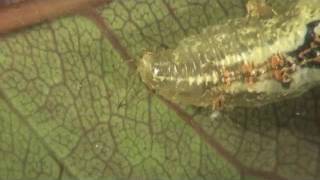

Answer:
[0,0,319,180]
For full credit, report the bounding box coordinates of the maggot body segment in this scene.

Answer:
[138,0,320,109]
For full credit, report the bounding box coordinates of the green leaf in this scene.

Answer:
[0,0,319,180]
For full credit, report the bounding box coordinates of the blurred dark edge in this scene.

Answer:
[0,0,108,35]
[0,0,26,7]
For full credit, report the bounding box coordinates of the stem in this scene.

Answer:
[0,0,109,34]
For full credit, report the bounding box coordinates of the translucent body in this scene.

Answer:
[138,0,320,108]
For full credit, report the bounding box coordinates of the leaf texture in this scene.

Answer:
[0,0,319,180]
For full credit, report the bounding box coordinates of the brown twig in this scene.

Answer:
[0,0,109,34]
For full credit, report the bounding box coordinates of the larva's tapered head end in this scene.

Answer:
[137,51,156,88]
[139,51,153,69]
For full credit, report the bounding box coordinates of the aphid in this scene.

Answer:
[137,0,320,109]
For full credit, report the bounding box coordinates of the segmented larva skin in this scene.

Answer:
[138,0,320,108]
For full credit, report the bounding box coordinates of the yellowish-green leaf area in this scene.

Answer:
[1,0,320,180]
[0,16,240,180]
[0,99,60,180]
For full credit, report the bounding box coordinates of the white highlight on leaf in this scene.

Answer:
[196,75,203,85]
[212,71,219,84]
[153,68,159,76]
[188,76,195,85]
[210,111,221,119]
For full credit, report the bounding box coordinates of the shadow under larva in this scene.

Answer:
[138,0,320,110]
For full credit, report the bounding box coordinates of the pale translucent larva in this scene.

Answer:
[138,0,320,109]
